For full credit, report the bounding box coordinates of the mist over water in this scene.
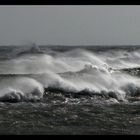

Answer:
[0,45,140,103]
[0,45,140,135]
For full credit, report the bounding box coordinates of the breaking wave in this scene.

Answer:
[1,45,140,103]
[0,77,44,102]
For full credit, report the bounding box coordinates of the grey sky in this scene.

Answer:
[0,5,140,45]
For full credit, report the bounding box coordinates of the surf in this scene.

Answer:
[0,44,140,103]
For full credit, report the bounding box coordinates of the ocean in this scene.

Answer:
[0,44,140,135]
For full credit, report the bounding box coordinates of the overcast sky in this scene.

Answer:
[0,5,140,45]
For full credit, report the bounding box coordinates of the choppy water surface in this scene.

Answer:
[0,97,140,135]
[0,45,140,134]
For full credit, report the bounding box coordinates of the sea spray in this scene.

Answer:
[0,45,140,102]
[0,77,44,102]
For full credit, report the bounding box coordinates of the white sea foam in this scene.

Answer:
[0,77,44,102]
[0,46,140,102]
